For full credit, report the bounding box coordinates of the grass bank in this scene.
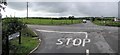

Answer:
[9,27,39,55]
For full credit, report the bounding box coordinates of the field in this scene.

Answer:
[20,19,82,25]
[92,18,120,27]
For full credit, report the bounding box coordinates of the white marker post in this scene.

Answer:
[86,49,89,55]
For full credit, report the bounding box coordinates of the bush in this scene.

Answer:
[9,27,39,55]
[2,18,26,54]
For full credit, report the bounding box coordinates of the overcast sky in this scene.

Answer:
[2,1,119,17]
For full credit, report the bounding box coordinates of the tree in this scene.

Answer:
[69,16,74,24]
[92,17,95,22]
[0,2,7,11]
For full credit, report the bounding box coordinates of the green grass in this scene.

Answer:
[20,19,82,25]
[9,27,39,55]
[93,20,120,27]
[21,27,37,37]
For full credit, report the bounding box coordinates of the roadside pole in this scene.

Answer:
[65,17,67,24]
[40,18,41,24]
[71,18,72,24]
[71,18,74,24]
[51,18,53,24]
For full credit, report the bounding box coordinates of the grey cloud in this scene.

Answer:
[29,2,69,13]
[7,2,118,17]
[76,2,118,17]
[8,2,26,10]
[29,2,90,16]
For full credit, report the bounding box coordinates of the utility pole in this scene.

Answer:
[14,12,15,18]
[27,2,28,19]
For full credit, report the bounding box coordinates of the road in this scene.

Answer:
[28,21,119,54]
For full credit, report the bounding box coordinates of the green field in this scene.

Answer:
[93,18,120,27]
[9,27,39,55]
[20,19,82,25]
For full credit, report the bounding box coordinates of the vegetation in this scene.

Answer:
[0,1,7,12]
[21,18,82,25]
[2,18,26,55]
[2,17,82,25]
[92,18,120,27]
[9,27,39,55]
[2,18,39,55]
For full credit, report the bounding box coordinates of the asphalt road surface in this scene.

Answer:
[28,21,119,54]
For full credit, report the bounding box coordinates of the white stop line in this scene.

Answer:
[36,29,88,38]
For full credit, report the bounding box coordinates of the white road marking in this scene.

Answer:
[36,29,91,52]
[82,39,91,47]
[36,29,88,38]
[56,39,63,45]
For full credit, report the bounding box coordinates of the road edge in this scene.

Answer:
[27,29,41,55]
[28,38,41,55]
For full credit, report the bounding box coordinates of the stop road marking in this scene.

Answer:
[56,32,90,47]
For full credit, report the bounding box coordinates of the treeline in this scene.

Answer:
[94,18,114,21]
[3,16,80,20]
[3,16,115,20]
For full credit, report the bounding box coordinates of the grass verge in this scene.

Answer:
[9,27,39,55]
[93,20,120,27]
